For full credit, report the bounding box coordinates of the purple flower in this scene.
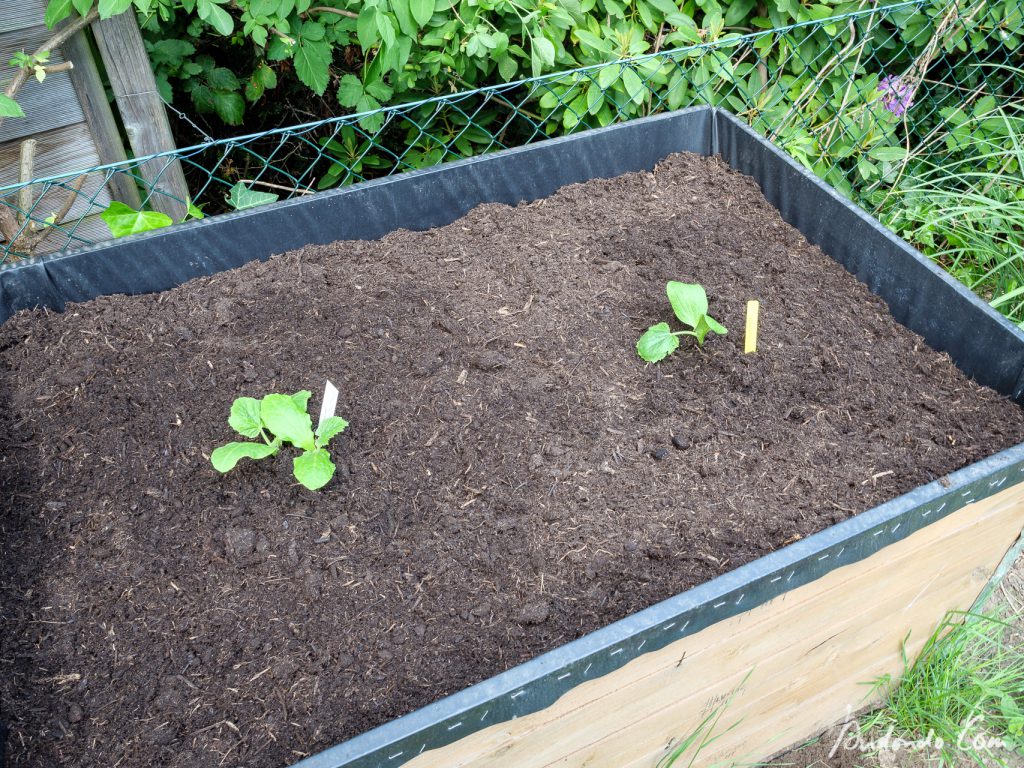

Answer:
[878,74,914,117]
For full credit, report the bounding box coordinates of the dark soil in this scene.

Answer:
[2,153,1023,768]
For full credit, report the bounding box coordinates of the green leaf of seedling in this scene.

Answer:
[316,416,348,447]
[666,281,708,328]
[293,448,336,490]
[227,182,279,211]
[228,396,263,438]
[100,201,173,238]
[637,322,679,363]
[692,315,711,345]
[261,393,316,451]
[290,390,312,412]
[211,440,280,472]
[693,314,728,345]
[704,314,727,335]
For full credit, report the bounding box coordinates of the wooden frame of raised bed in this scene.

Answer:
[2,106,1023,767]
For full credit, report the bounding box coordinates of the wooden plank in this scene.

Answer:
[401,485,1024,768]
[0,25,137,207]
[0,24,65,65]
[61,30,140,207]
[38,210,112,252]
[0,123,105,190]
[1,212,111,259]
[0,123,112,255]
[0,1,47,35]
[91,11,189,220]
[0,67,83,144]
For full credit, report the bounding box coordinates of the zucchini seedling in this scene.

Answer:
[211,391,348,491]
[637,281,728,363]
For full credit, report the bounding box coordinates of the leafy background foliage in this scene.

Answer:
[14,1,1024,321]
[38,0,1020,213]
[47,1,1021,160]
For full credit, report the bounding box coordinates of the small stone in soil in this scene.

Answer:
[671,436,690,451]
[652,448,669,460]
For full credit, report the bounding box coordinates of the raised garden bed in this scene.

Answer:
[2,107,1024,768]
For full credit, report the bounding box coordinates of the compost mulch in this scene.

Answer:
[3,153,1023,767]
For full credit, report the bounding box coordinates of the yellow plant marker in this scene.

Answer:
[744,300,760,354]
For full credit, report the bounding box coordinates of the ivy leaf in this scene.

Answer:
[260,393,315,451]
[410,0,434,26]
[637,323,679,363]
[211,440,280,472]
[293,448,336,490]
[45,0,74,28]
[227,182,279,211]
[185,198,205,220]
[316,416,349,446]
[100,201,173,238]
[294,37,331,95]
[72,0,94,15]
[0,94,25,119]
[337,74,364,107]
[666,281,708,327]
[228,396,263,438]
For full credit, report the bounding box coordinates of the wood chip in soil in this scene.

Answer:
[2,153,1023,768]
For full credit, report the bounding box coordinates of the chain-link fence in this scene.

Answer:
[0,0,1021,266]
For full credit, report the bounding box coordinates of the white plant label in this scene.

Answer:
[319,380,339,430]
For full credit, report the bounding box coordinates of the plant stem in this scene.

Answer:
[0,8,100,132]
[305,6,359,19]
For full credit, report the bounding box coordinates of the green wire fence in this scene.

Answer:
[0,0,1021,272]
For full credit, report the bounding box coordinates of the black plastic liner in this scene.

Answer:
[2,107,1024,768]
